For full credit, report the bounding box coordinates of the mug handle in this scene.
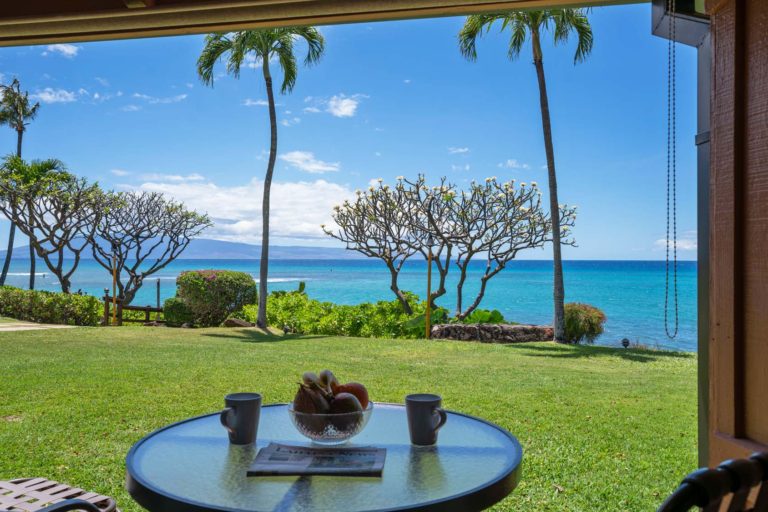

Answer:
[220,407,235,434]
[433,408,447,432]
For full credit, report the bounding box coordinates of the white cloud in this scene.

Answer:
[132,93,188,104]
[279,151,339,174]
[327,94,365,117]
[31,88,76,104]
[655,231,697,251]
[448,147,469,154]
[302,93,368,118]
[110,169,130,177]
[374,152,382,157]
[133,176,353,244]
[403,79,412,84]
[42,44,80,58]
[280,117,301,127]
[498,159,531,170]
[121,105,141,112]
[243,98,268,107]
[95,77,110,87]
[451,164,471,171]
[185,83,194,89]
[141,173,206,183]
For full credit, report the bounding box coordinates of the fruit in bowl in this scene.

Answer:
[289,370,373,444]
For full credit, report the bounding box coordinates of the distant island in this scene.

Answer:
[0,238,364,261]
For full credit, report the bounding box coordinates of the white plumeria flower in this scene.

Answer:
[485,177,492,183]
[531,181,538,187]
[320,224,326,229]
[396,176,404,180]
[377,177,383,182]
[520,182,526,187]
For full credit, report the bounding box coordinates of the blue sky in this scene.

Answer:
[0,3,698,259]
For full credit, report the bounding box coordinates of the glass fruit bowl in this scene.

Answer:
[288,403,374,445]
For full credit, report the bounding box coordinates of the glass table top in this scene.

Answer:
[126,403,522,512]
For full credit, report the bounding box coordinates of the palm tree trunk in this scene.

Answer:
[0,129,23,287]
[532,30,566,343]
[256,56,278,328]
[15,130,36,290]
[0,224,15,286]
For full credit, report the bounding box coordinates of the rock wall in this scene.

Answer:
[430,323,553,344]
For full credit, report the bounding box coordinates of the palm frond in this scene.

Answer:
[506,14,528,61]
[196,33,234,86]
[291,26,325,66]
[552,9,593,64]
[0,79,40,132]
[459,14,505,61]
[274,35,298,93]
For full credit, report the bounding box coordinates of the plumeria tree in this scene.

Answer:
[325,175,576,320]
[323,179,419,315]
[0,158,103,293]
[448,177,576,319]
[92,191,211,304]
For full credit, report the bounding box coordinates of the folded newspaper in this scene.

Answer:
[247,443,386,477]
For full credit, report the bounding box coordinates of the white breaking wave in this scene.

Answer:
[254,277,310,283]
[6,272,48,277]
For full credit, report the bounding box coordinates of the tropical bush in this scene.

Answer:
[163,297,194,327]
[232,290,450,339]
[457,308,506,324]
[0,286,100,326]
[176,270,257,327]
[564,302,606,343]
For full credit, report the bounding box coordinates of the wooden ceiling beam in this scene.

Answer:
[123,0,156,8]
[0,0,631,47]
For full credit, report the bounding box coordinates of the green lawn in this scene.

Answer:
[0,327,697,511]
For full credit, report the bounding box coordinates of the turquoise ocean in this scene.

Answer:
[3,259,697,352]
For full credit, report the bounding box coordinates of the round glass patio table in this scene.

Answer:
[126,403,522,512]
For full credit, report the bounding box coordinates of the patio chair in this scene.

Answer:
[0,477,117,512]
[658,452,768,511]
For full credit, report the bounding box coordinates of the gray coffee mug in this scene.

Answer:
[220,392,262,445]
[406,393,447,446]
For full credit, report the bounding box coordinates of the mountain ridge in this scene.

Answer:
[0,238,363,260]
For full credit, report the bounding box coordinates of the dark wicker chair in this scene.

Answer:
[0,478,117,512]
[658,452,768,511]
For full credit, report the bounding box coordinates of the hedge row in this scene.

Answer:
[0,286,101,326]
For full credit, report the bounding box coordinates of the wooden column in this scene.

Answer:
[707,0,768,465]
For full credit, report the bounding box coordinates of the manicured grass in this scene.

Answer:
[0,327,697,511]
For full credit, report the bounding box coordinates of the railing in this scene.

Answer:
[102,288,163,326]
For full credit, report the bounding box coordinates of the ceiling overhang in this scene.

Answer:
[0,0,632,47]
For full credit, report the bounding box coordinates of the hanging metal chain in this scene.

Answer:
[665,0,679,339]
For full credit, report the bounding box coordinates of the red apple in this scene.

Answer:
[335,382,369,409]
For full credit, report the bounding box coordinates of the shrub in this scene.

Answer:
[0,286,100,326]
[458,308,506,324]
[564,303,607,344]
[176,270,257,326]
[234,290,434,339]
[163,297,194,327]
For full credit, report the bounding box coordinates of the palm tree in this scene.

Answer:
[197,28,324,328]
[0,78,40,289]
[459,10,592,343]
